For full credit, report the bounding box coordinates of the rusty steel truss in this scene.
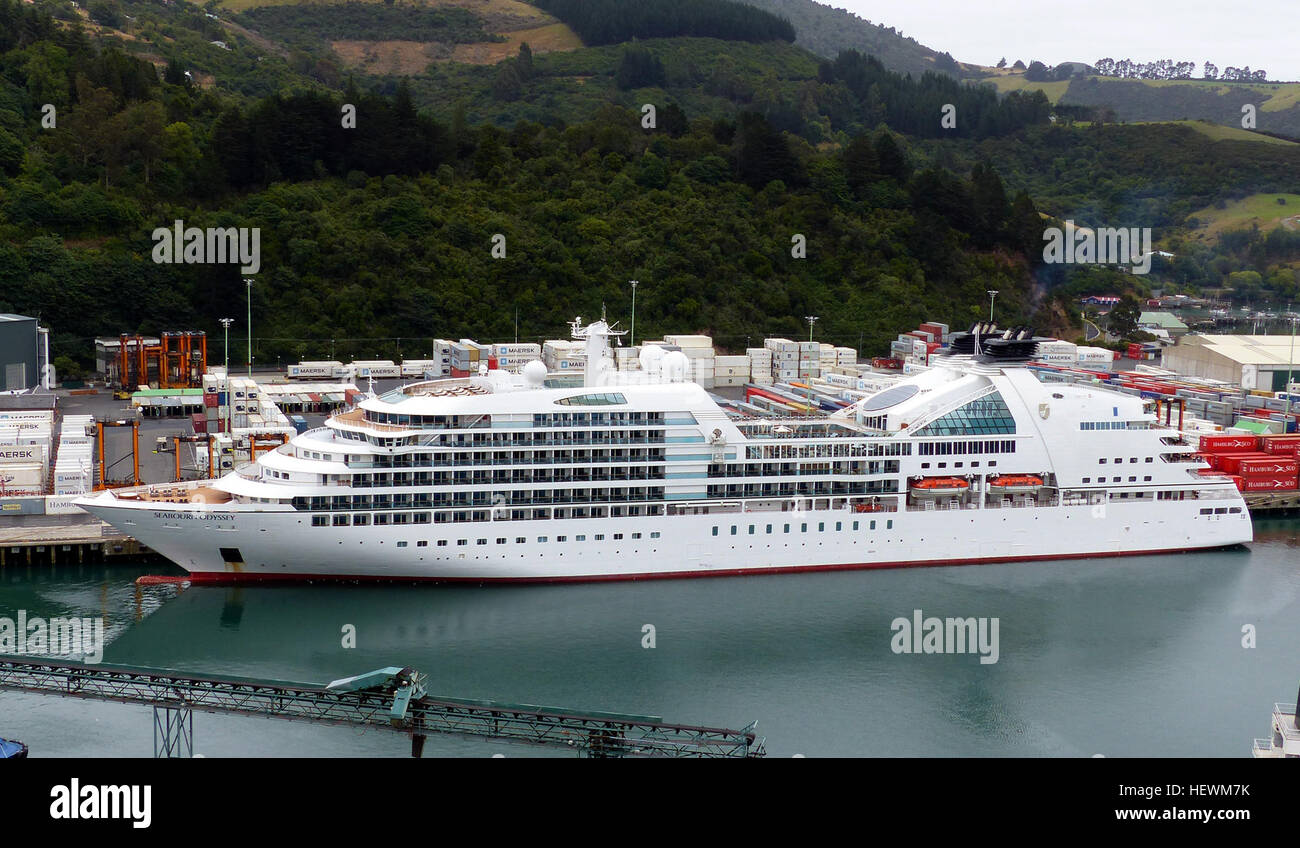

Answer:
[0,658,765,758]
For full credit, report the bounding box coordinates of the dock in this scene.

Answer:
[0,515,154,566]
[1243,492,1300,514]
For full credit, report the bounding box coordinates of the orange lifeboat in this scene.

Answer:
[912,477,970,490]
[909,477,970,499]
[987,474,1046,494]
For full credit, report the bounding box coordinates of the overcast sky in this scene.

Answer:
[834,0,1297,81]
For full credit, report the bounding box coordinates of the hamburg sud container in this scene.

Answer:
[1199,435,1258,453]
[1236,475,1299,492]
[1259,434,1300,455]
[1219,453,1299,478]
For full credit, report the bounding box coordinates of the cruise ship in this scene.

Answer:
[77,320,1253,583]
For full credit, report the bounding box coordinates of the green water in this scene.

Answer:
[2,520,1298,757]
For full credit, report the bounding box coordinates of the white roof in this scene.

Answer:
[1180,334,1300,366]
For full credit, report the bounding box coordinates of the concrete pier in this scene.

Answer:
[0,514,153,566]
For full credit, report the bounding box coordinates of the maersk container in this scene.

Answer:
[0,462,45,488]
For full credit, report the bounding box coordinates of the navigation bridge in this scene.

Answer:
[0,658,765,758]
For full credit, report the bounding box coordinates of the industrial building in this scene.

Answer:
[1138,311,1189,340]
[1161,334,1300,391]
[0,313,48,391]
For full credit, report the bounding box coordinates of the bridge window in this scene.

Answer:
[913,393,1015,436]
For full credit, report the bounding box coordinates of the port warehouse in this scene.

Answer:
[1160,335,1300,391]
[0,313,50,392]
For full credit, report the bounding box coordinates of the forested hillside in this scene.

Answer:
[530,0,795,46]
[2,0,1300,375]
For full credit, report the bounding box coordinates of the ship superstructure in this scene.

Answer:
[78,321,1252,582]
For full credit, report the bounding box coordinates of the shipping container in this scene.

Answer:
[1224,454,1299,477]
[1239,476,1299,492]
[1198,435,1258,453]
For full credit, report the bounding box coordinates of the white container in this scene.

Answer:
[0,462,45,487]
[665,335,712,349]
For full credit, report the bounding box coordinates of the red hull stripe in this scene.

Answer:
[156,544,1239,586]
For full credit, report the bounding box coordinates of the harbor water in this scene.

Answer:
[2,519,1299,757]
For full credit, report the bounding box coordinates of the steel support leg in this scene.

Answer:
[153,706,193,758]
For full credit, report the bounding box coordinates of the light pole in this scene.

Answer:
[987,290,999,324]
[804,316,818,416]
[1287,313,1296,424]
[244,278,254,377]
[630,280,639,347]
[219,317,233,436]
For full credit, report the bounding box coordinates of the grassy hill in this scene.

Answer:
[732,0,959,78]
[980,71,1300,139]
[215,0,583,74]
[1188,193,1300,242]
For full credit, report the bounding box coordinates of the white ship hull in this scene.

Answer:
[77,494,1251,583]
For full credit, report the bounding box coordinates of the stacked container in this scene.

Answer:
[748,348,773,385]
[543,340,586,372]
[715,355,750,388]
[51,414,93,495]
[765,339,799,383]
[1198,434,1300,492]
[490,343,543,373]
[0,408,53,496]
[613,346,641,371]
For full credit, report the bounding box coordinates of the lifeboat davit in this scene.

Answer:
[987,474,1046,494]
[909,477,970,499]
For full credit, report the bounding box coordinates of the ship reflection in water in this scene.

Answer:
[1,531,1297,757]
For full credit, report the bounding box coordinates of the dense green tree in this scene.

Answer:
[1107,294,1142,339]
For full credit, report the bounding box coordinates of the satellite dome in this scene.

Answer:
[661,350,690,382]
[522,360,548,386]
[639,344,665,371]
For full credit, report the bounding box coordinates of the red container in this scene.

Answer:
[1259,435,1300,454]
[1199,435,1259,453]
[920,323,946,341]
[203,392,218,408]
[1237,457,1298,478]
[450,368,469,378]
[1217,452,1274,475]
[1240,476,1299,492]
[1126,343,1142,359]
[191,413,207,434]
